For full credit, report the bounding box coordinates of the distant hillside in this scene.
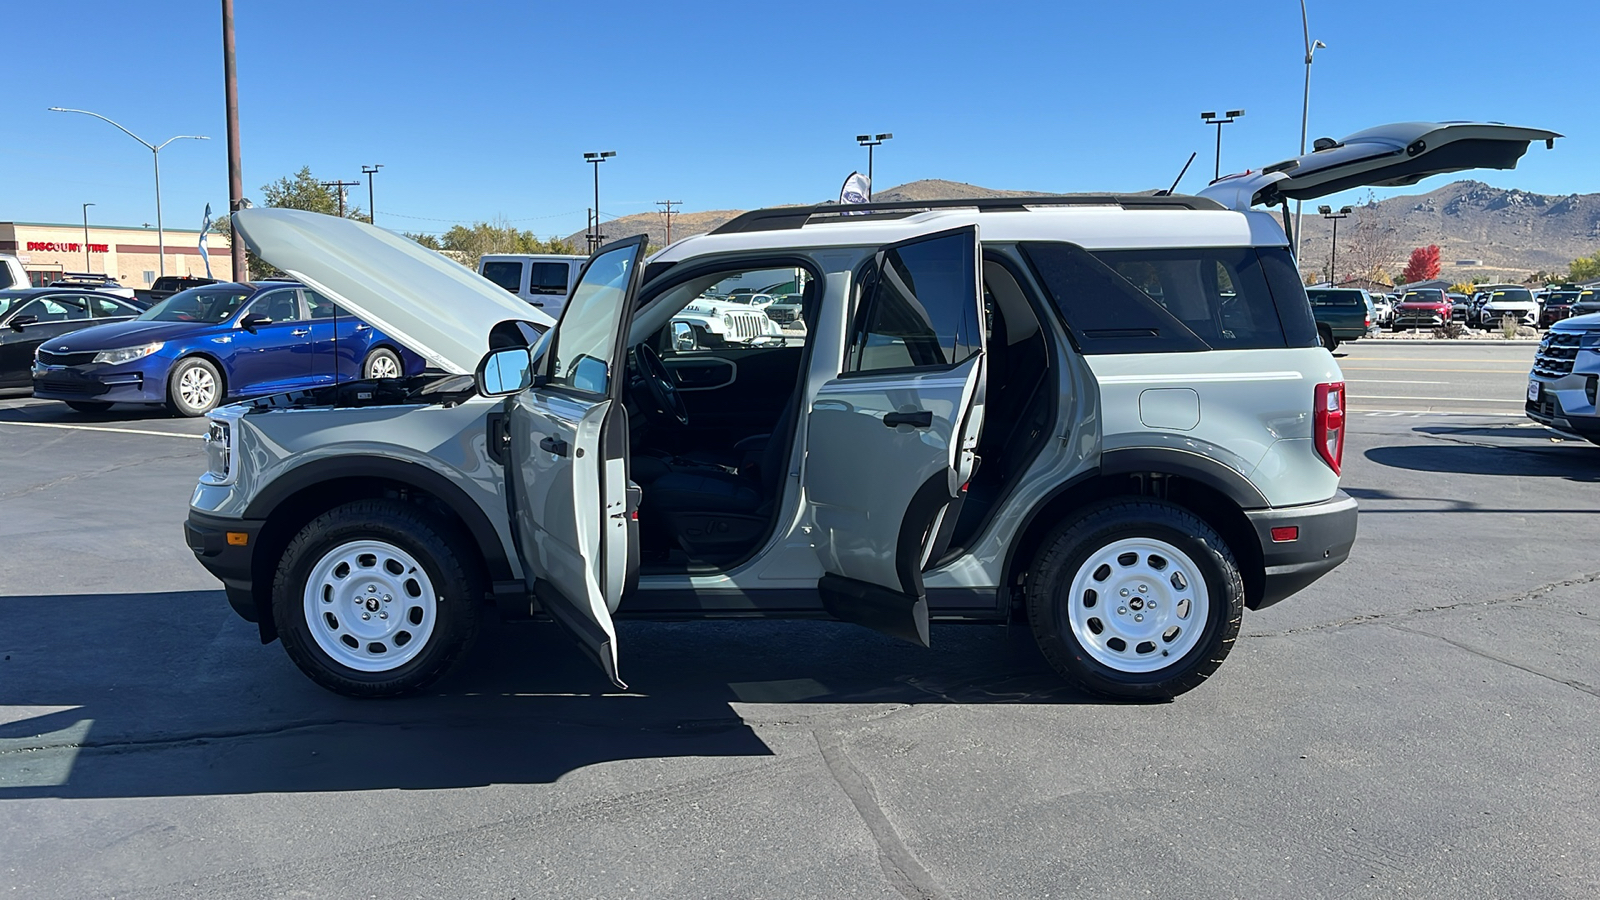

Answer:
[566,179,1600,280]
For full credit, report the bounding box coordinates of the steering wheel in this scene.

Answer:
[632,342,689,426]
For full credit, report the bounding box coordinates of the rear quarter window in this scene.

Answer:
[481,261,523,293]
[1019,242,1315,353]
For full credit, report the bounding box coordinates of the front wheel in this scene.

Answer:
[271,499,481,697]
[166,356,223,417]
[1025,500,1244,700]
[362,347,403,380]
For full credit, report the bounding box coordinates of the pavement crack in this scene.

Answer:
[815,729,947,900]
[1383,622,1600,700]
[1249,569,1600,637]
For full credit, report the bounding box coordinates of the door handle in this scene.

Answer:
[353,324,371,332]
[291,328,310,336]
[539,435,570,457]
[882,410,933,428]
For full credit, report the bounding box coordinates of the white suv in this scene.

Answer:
[478,253,587,316]
[192,121,1555,701]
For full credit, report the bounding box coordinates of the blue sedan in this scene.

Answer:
[32,280,423,416]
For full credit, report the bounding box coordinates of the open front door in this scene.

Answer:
[507,235,648,688]
[804,225,985,647]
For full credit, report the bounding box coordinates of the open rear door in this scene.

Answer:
[803,225,985,647]
[506,236,648,688]
[1199,121,1560,210]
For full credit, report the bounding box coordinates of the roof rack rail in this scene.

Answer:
[710,194,1225,235]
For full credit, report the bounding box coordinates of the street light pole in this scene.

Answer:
[855,133,892,199]
[1199,110,1245,182]
[222,0,247,281]
[362,164,383,224]
[583,150,616,253]
[1319,204,1351,284]
[1297,0,1327,263]
[81,203,95,271]
[48,107,208,279]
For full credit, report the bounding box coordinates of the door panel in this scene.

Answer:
[804,225,986,646]
[1,295,95,388]
[225,288,313,395]
[659,344,805,450]
[507,236,648,687]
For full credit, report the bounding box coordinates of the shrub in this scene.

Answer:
[1501,315,1518,339]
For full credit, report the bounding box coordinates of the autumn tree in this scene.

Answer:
[1402,245,1442,283]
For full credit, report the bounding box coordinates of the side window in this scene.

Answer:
[18,295,93,323]
[304,290,339,319]
[91,296,130,318]
[481,261,523,293]
[547,245,635,396]
[1256,248,1319,348]
[1090,248,1286,350]
[528,262,571,295]
[250,289,303,324]
[846,230,981,373]
[1018,241,1208,355]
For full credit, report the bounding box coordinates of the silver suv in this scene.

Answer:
[188,121,1555,700]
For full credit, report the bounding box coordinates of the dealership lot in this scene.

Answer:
[2,370,1597,898]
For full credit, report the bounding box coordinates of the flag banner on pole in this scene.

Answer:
[838,172,870,214]
[198,203,214,279]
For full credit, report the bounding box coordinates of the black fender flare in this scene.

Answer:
[1099,446,1268,509]
[244,456,515,583]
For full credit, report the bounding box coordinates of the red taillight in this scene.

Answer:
[1270,526,1300,543]
[1313,382,1345,475]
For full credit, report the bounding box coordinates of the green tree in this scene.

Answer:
[261,166,367,221]
[1569,252,1600,283]
[405,217,577,268]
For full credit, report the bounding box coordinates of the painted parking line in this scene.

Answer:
[1345,379,1449,385]
[0,420,203,440]
[1349,395,1524,403]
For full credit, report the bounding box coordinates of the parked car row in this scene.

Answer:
[19,280,424,416]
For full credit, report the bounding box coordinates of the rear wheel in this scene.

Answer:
[166,356,222,417]
[362,347,403,380]
[1025,500,1244,700]
[64,401,113,413]
[271,499,481,698]
[1318,325,1339,352]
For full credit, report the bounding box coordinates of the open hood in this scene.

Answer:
[1198,121,1560,211]
[231,208,556,374]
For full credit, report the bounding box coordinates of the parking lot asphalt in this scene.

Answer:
[1339,339,1539,415]
[2,382,1598,899]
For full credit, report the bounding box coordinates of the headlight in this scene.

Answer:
[201,412,240,486]
[93,341,164,365]
[722,314,733,328]
[1579,332,1600,350]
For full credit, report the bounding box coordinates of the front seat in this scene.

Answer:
[641,393,799,558]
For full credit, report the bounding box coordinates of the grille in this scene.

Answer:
[766,307,797,325]
[35,377,106,397]
[1527,395,1556,419]
[36,349,98,367]
[726,312,765,340]
[1532,332,1580,378]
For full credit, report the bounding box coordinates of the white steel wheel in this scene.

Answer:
[1065,537,1209,674]
[363,349,401,380]
[302,539,438,673]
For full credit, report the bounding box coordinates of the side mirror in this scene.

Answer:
[671,321,697,352]
[239,312,272,332]
[9,314,38,332]
[475,347,533,396]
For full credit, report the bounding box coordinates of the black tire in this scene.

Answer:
[166,356,223,417]
[64,401,113,413]
[1317,325,1338,352]
[1025,499,1244,701]
[362,347,403,380]
[271,499,481,698]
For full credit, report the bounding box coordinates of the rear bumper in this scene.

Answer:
[184,510,265,626]
[1245,491,1359,609]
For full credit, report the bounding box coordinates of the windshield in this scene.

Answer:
[138,286,253,324]
[1546,292,1579,304]
[1402,291,1443,302]
[0,290,34,320]
[1489,290,1533,303]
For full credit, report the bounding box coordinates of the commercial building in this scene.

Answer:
[0,220,234,287]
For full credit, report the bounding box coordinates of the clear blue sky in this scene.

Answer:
[6,0,1594,239]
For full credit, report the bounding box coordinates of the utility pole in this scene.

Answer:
[1199,110,1245,182]
[583,150,616,254]
[221,0,246,281]
[855,133,892,199]
[1319,205,1351,284]
[361,165,383,225]
[657,199,682,245]
[81,203,95,271]
[321,179,360,218]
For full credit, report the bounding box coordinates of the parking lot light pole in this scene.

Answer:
[854,133,892,199]
[48,107,208,279]
[1297,0,1327,263]
[81,203,95,271]
[584,151,616,254]
[1199,110,1244,182]
[361,165,383,225]
[1319,204,1351,284]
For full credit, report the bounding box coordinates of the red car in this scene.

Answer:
[1391,288,1452,329]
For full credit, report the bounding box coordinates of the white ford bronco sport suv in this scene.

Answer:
[187,121,1555,700]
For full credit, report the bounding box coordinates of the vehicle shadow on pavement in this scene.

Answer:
[0,590,1086,799]
[1364,442,1600,483]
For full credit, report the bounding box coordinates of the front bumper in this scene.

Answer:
[32,363,165,404]
[1393,311,1446,327]
[1480,309,1537,327]
[185,509,266,629]
[1526,379,1600,441]
[1244,491,1359,609]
